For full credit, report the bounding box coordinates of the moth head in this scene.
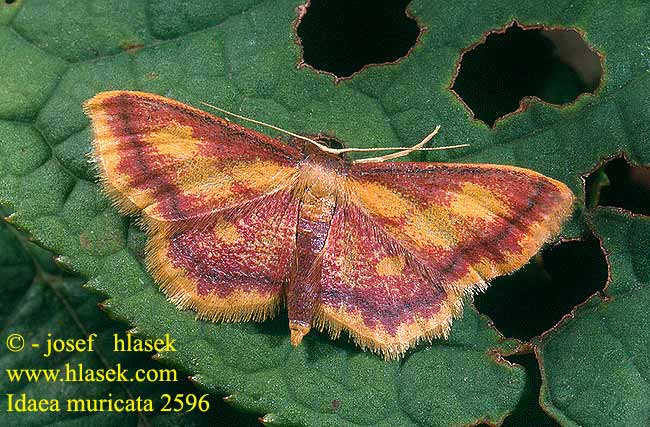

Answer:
[299,137,350,170]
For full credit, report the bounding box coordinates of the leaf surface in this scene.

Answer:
[536,209,650,427]
[0,0,647,425]
[0,214,257,426]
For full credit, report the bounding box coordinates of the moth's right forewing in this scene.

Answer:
[84,90,302,223]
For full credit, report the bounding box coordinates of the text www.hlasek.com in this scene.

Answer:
[4,332,211,414]
[7,363,177,383]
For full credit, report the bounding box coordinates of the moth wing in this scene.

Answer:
[345,162,574,297]
[314,162,573,358]
[147,189,299,322]
[315,203,464,359]
[85,91,303,319]
[84,91,301,223]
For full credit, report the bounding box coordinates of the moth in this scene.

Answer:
[84,91,574,359]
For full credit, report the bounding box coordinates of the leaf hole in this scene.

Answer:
[4,0,16,4]
[451,22,603,127]
[584,155,650,215]
[474,236,608,340]
[477,353,558,427]
[500,353,559,427]
[295,0,421,79]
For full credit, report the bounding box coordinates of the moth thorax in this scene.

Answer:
[298,162,341,196]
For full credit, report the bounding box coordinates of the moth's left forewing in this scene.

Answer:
[347,162,575,296]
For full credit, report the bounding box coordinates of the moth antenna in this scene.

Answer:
[342,144,470,154]
[199,101,341,154]
[353,126,468,163]
[199,103,465,160]
[340,126,438,154]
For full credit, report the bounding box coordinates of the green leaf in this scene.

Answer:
[0,214,259,426]
[0,0,647,425]
[537,209,650,427]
